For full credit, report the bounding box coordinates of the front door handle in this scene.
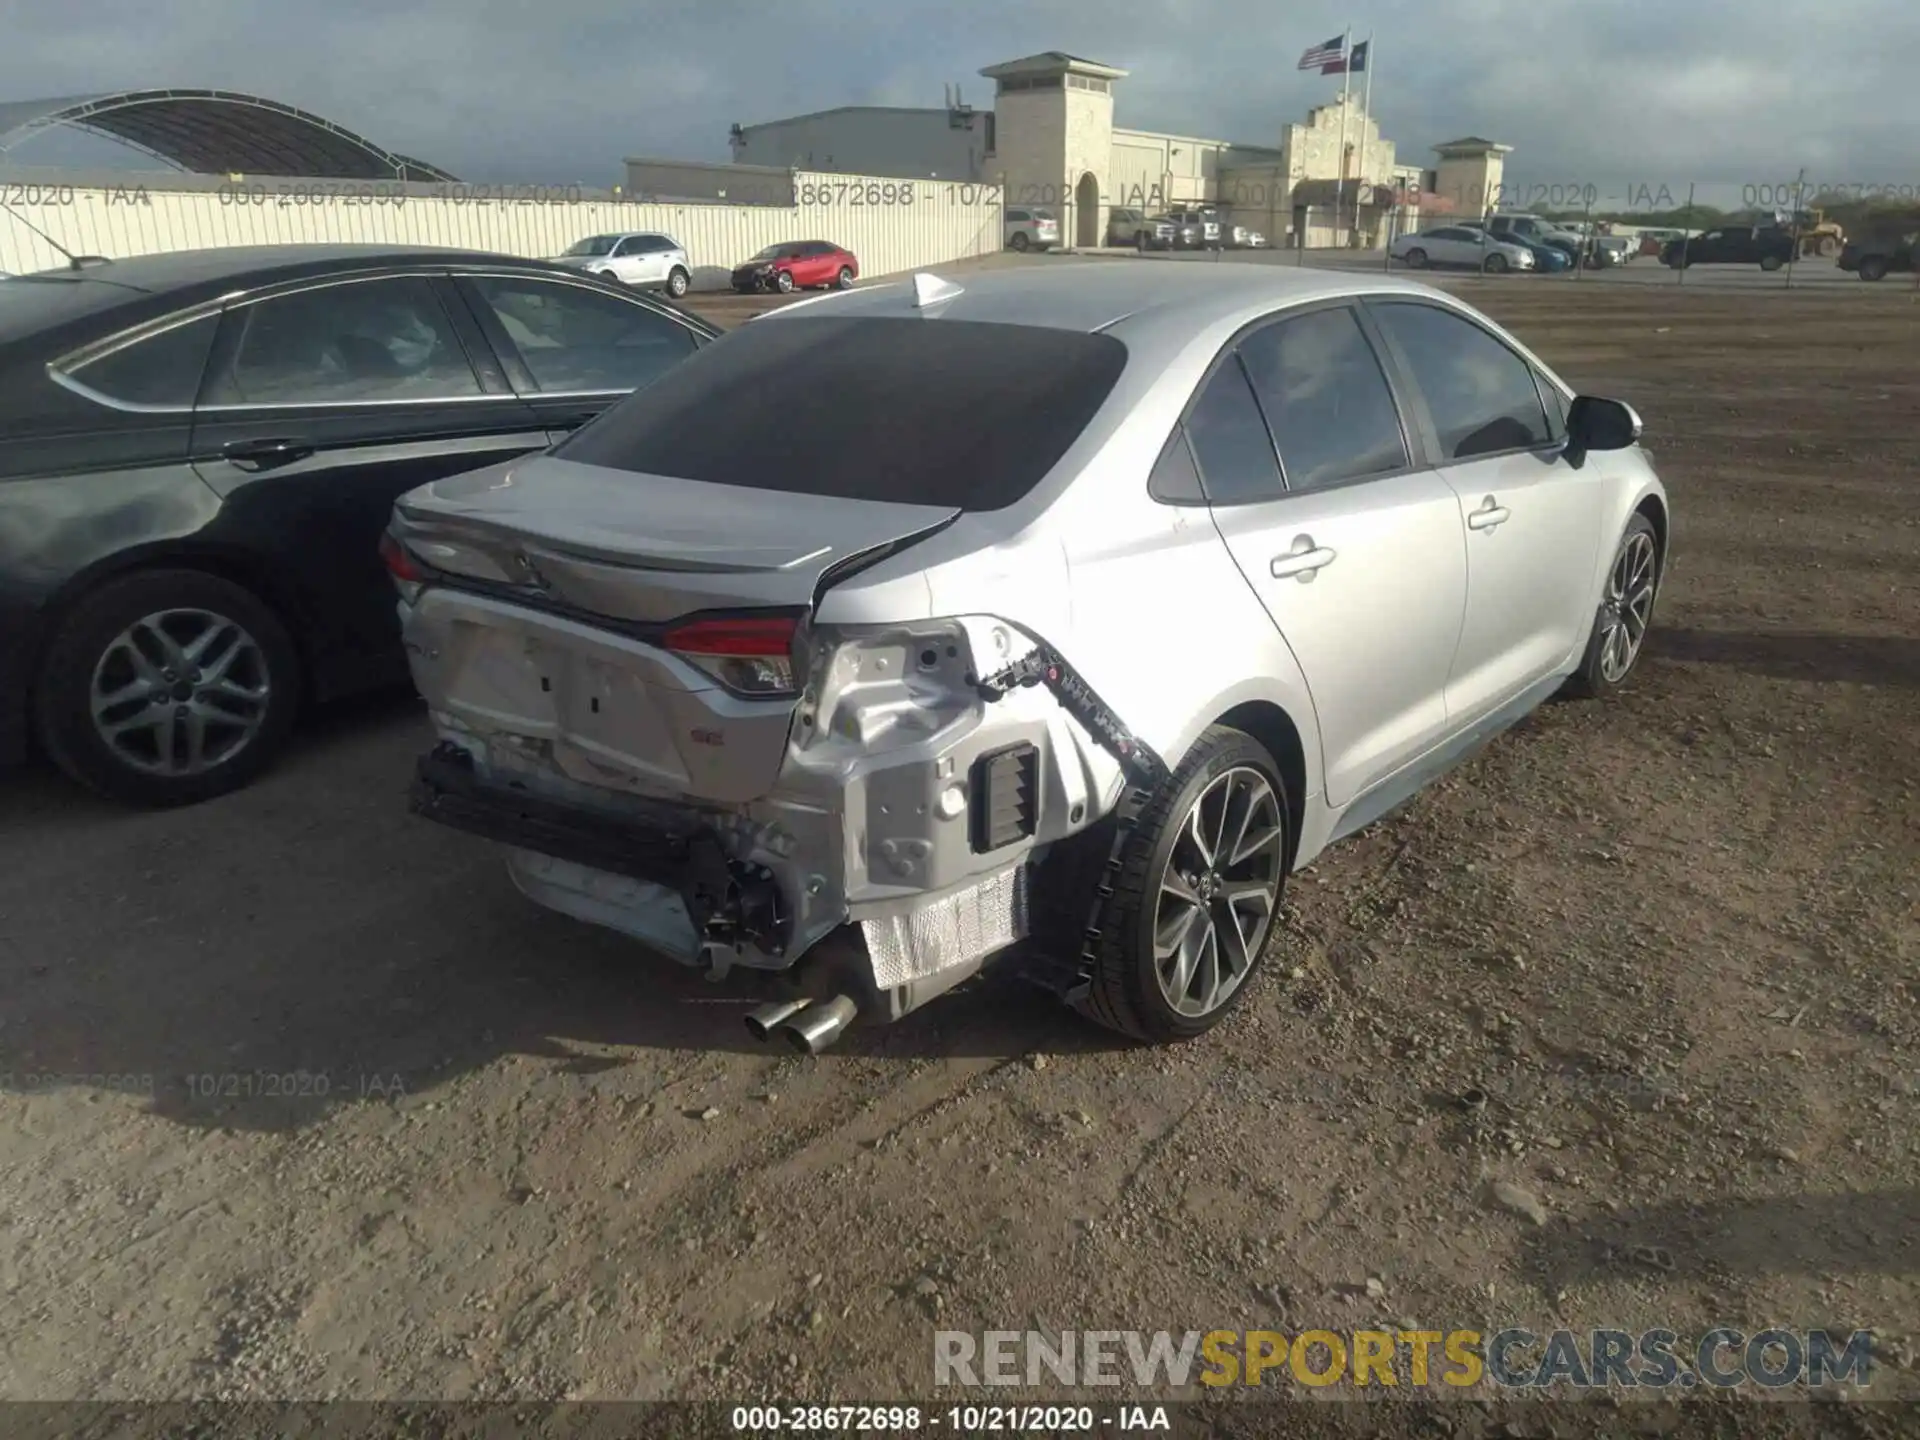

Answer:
[1467,497,1511,531]
[1271,535,1337,580]
[222,437,315,470]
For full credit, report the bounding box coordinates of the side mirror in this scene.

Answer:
[1564,395,1642,468]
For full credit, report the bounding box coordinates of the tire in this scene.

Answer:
[1075,726,1291,1043]
[1009,232,1031,253]
[1859,256,1889,282]
[1405,248,1428,268]
[1760,254,1784,272]
[665,266,690,299]
[774,269,795,294]
[1483,253,1509,274]
[34,569,302,808]
[1563,514,1661,700]
[835,266,854,290]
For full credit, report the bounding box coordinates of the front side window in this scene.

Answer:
[1237,307,1408,491]
[61,312,220,408]
[565,236,621,257]
[1368,301,1551,461]
[468,275,698,394]
[202,277,481,406]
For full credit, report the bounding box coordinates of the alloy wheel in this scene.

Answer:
[89,608,272,777]
[1599,530,1658,683]
[1152,766,1286,1018]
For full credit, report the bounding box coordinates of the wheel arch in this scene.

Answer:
[32,543,315,711]
[1212,699,1310,872]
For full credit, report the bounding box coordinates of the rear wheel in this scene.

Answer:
[35,569,302,807]
[665,266,690,298]
[1564,515,1661,700]
[1760,254,1784,272]
[1076,727,1290,1043]
[1009,231,1031,253]
[1404,247,1428,268]
[835,266,854,289]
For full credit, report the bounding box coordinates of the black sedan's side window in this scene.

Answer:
[59,312,221,409]
[203,277,482,406]
[1368,301,1552,461]
[467,276,698,395]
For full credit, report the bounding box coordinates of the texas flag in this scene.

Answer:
[1322,40,1368,75]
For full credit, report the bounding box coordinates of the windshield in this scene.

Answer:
[564,236,621,257]
[553,316,1128,512]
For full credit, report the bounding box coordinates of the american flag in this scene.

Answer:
[1297,34,1346,70]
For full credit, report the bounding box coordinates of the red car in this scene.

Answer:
[730,240,859,294]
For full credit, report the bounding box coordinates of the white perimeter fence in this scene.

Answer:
[0,172,1005,288]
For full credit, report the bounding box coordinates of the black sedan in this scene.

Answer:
[1660,225,1798,271]
[0,244,719,807]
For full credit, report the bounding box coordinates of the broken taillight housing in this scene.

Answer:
[379,532,426,603]
[661,612,804,697]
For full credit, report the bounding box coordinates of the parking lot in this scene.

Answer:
[2,258,1915,1411]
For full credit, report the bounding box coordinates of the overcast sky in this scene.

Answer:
[1,0,1913,202]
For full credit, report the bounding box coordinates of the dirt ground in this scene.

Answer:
[1,266,1915,1427]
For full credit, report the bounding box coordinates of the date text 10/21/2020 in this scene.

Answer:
[795,181,1178,209]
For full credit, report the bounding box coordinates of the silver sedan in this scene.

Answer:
[1392,225,1537,273]
[388,263,1667,1051]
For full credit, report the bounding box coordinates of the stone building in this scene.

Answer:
[725,50,1496,247]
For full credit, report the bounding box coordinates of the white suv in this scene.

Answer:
[1004,209,1060,252]
[555,232,693,298]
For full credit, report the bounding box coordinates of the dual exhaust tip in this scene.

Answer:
[745,995,858,1054]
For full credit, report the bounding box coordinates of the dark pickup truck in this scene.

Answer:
[1661,225,1799,271]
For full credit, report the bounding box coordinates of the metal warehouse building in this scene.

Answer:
[724,51,1513,248]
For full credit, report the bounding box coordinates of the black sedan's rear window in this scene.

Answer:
[552,315,1128,511]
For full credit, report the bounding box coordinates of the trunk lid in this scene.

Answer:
[390,453,960,805]
[392,452,959,623]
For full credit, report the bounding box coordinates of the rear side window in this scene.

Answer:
[60,312,220,408]
[553,316,1128,511]
[1238,307,1408,491]
[1183,358,1284,505]
[1368,301,1551,461]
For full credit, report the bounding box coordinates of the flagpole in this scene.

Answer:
[1333,24,1352,245]
[1361,32,1374,135]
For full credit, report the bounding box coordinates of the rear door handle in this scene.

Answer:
[1271,536,1337,580]
[222,437,315,469]
[1467,498,1511,531]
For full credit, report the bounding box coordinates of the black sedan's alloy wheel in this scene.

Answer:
[36,569,301,807]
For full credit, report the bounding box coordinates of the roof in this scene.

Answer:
[754,261,1448,338]
[0,90,457,180]
[7,244,521,296]
[1431,136,1513,155]
[734,105,950,134]
[979,52,1130,80]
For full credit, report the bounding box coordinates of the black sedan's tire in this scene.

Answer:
[1564,514,1661,700]
[1760,254,1784,272]
[35,569,302,808]
[1075,726,1291,1043]
[1859,256,1890,282]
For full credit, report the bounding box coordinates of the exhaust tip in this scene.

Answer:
[745,997,812,1042]
[776,994,859,1055]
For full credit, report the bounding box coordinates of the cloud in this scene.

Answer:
[0,0,1911,190]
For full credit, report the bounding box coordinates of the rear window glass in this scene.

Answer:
[552,316,1128,511]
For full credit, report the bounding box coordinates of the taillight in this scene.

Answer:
[380,532,424,583]
[661,612,803,696]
